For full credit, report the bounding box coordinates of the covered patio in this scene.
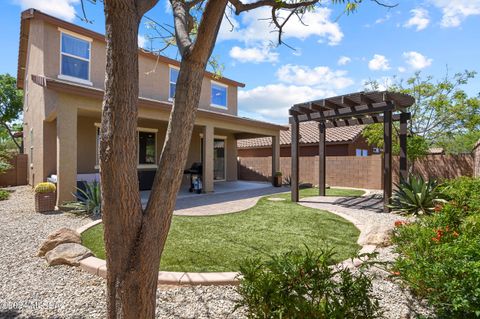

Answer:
[289,91,415,212]
[140,180,287,214]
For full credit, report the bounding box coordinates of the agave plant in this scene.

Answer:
[389,175,443,215]
[76,181,102,217]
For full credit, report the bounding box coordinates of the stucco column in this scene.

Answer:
[202,125,214,193]
[271,134,280,184]
[56,105,77,205]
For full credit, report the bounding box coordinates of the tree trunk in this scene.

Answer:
[100,0,227,318]
[101,1,146,318]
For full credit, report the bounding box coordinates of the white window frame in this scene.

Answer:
[168,65,180,101]
[94,124,158,169]
[210,80,228,109]
[58,28,93,86]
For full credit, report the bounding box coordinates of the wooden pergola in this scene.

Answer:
[289,91,415,212]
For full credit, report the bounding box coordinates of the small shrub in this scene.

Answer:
[392,181,480,318]
[34,182,56,193]
[75,181,101,217]
[389,174,443,215]
[440,177,480,212]
[0,189,10,201]
[235,248,381,319]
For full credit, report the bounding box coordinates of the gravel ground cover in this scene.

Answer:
[0,186,242,319]
[0,186,431,318]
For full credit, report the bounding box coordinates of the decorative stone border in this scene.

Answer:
[77,220,241,286]
[77,188,380,285]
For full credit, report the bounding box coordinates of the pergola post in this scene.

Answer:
[383,110,393,213]
[291,117,299,202]
[271,134,280,185]
[399,112,409,181]
[318,122,326,196]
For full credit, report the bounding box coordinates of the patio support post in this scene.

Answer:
[202,125,214,193]
[291,117,300,202]
[318,122,326,196]
[56,104,77,205]
[271,134,280,185]
[399,112,409,181]
[383,109,393,213]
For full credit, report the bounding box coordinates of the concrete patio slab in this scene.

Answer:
[141,181,288,216]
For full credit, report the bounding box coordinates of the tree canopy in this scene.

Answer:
[363,70,480,156]
[0,74,23,153]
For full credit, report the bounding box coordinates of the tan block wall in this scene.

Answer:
[239,154,475,190]
[393,154,474,182]
[238,155,383,189]
[0,154,28,187]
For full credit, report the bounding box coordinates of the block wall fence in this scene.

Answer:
[238,153,475,190]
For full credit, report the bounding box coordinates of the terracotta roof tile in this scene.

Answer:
[237,122,365,148]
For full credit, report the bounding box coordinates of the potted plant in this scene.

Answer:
[34,182,56,213]
[273,172,283,187]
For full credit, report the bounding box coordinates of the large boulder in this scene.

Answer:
[358,225,393,247]
[45,243,93,266]
[38,228,82,257]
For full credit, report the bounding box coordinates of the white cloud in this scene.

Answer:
[15,0,79,21]
[229,45,279,63]
[398,66,407,73]
[238,63,354,122]
[430,0,480,27]
[403,51,433,70]
[368,54,390,71]
[138,35,147,49]
[362,76,395,91]
[219,7,343,46]
[337,56,351,66]
[276,64,354,89]
[404,8,430,31]
[238,84,336,120]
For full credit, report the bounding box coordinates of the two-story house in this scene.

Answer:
[17,9,285,205]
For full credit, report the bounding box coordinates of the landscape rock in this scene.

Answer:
[358,225,393,247]
[299,182,313,189]
[38,227,82,256]
[45,243,93,266]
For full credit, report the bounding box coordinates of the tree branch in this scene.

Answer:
[136,0,159,16]
[229,0,318,14]
[171,0,195,56]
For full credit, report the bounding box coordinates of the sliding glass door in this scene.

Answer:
[213,138,226,181]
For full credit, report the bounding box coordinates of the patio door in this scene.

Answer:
[200,137,226,181]
[213,138,226,181]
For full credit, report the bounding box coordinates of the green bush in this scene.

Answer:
[389,174,443,215]
[440,177,480,212]
[392,177,480,318]
[235,248,381,319]
[75,181,101,217]
[0,189,10,201]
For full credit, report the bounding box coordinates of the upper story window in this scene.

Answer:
[60,32,91,84]
[211,81,228,109]
[169,67,179,100]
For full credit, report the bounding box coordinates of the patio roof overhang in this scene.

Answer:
[289,90,415,213]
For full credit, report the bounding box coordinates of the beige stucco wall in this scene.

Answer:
[39,21,238,115]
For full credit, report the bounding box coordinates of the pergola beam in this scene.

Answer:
[324,113,409,128]
[295,101,394,123]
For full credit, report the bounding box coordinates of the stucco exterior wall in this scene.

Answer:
[38,21,238,115]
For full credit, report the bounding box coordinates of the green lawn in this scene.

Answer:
[82,188,362,272]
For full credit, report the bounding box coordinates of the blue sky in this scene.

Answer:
[1,0,479,124]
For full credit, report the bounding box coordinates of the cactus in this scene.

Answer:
[34,182,56,193]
